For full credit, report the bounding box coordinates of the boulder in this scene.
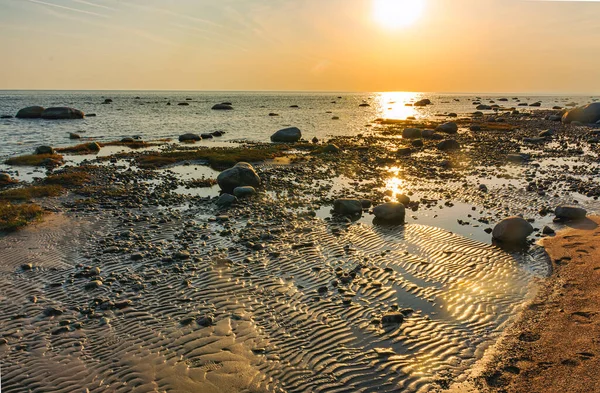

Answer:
[271,127,302,143]
[86,142,101,152]
[0,173,14,185]
[41,107,84,119]
[492,216,533,243]
[402,128,422,139]
[562,103,600,124]
[437,139,461,151]
[413,99,431,107]
[476,104,492,110]
[217,162,261,193]
[179,133,201,142]
[529,102,541,107]
[212,103,233,110]
[201,133,214,139]
[16,106,45,119]
[411,139,424,147]
[69,133,81,139]
[233,186,256,198]
[555,205,587,221]
[35,146,55,155]
[397,194,410,205]
[103,99,113,104]
[436,122,458,134]
[121,137,135,143]
[333,199,363,216]
[216,193,237,207]
[211,131,224,137]
[373,202,406,223]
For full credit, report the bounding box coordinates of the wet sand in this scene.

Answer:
[478,216,600,393]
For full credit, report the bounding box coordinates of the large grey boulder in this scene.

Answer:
[271,127,302,143]
[373,202,406,223]
[436,122,458,134]
[217,162,261,193]
[492,216,533,243]
[562,103,600,124]
[41,107,84,119]
[555,205,587,221]
[16,106,45,119]
[402,128,422,139]
[333,199,363,216]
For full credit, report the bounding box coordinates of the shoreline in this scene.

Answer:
[469,216,600,392]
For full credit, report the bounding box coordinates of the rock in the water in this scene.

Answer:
[233,186,256,198]
[121,137,135,143]
[179,133,201,142]
[562,102,600,124]
[271,127,302,143]
[217,162,261,193]
[437,139,460,151]
[212,103,233,110]
[35,146,55,155]
[436,122,458,134]
[413,99,431,107]
[69,133,81,139]
[333,199,363,216]
[402,128,422,139]
[542,226,555,235]
[555,205,587,221]
[492,216,533,243]
[103,99,113,104]
[41,107,84,119]
[216,193,237,207]
[201,133,214,139]
[373,202,406,223]
[16,106,45,119]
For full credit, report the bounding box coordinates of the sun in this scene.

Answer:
[373,0,426,29]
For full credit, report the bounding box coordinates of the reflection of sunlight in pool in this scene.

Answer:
[376,92,421,120]
[385,167,407,198]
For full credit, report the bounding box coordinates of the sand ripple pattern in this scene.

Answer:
[0,209,548,393]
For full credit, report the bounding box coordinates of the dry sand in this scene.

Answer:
[479,216,600,393]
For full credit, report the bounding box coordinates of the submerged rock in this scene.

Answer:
[562,102,600,124]
[333,199,363,216]
[555,205,587,221]
[16,106,45,119]
[217,162,261,193]
[373,202,406,223]
[413,99,431,107]
[271,127,302,143]
[69,133,81,139]
[492,216,533,243]
[41,107,84,119]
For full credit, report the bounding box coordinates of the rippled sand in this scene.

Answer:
[0,199,548,392]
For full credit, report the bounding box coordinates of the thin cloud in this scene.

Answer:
[26,0,109,18]
[69,0,118,11]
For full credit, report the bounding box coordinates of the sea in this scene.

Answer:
[0,90,596,159]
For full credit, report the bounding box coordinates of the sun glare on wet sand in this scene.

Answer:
[373,0,427,29]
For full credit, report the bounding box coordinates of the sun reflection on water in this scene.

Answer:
[376,92,423,120]
[385,166,407,198]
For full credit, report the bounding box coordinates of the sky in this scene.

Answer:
[1,0,600,93]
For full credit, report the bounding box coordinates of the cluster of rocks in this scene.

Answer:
[179,131,225,142]
[16,106,84,119]
[332,198,406,223]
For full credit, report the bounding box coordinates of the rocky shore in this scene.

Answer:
[1,103,599,392]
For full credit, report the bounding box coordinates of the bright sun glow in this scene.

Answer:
[373,0,426,29]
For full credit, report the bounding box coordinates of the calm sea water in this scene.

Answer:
[0,90,595,159]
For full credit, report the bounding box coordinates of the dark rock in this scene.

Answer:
[233,186,256,198]
[436,122,458,134]
[333,199,363,216]
[555,205,587,221]
[35,146,55,155]
[373,203,406,223]
[16,106,45,119]
[492,216,533,243]
[200,133,214,139]
[69,133,81,139]
[402,128,422,139]
[179,133,201,142]
[41,107,84,119]
[216,193,237,207]
[562,102,600,124]
[381,312,404,324]
[217,162,261,193]
[271,127,302,143]
[212,103,233,110]
[437,139,460,151]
